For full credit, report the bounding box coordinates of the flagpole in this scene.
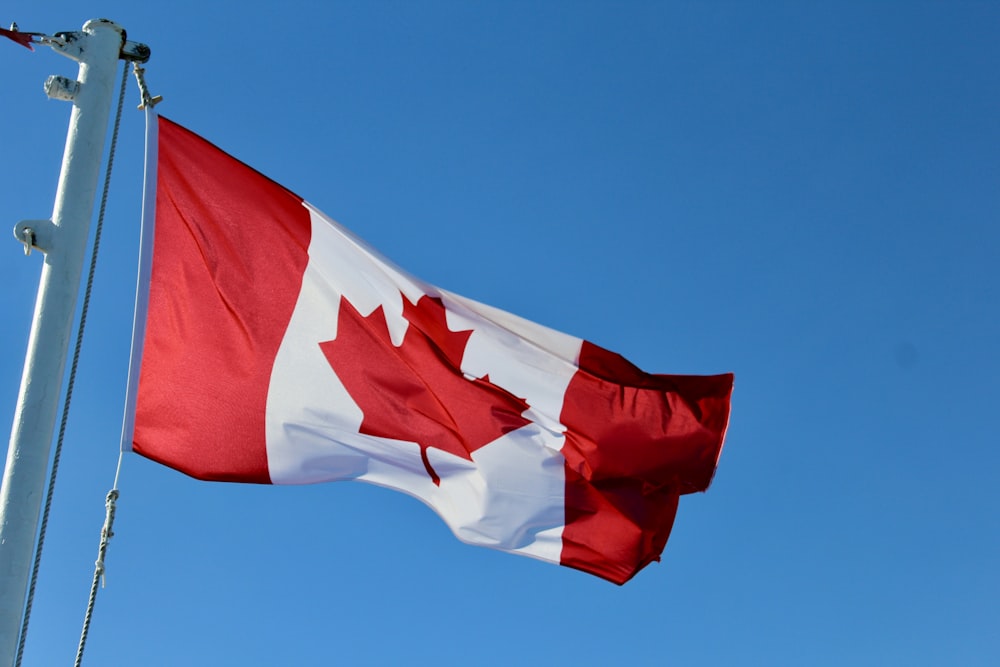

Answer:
[0,20,125,666]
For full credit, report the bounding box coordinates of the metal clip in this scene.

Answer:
[18,227,34,256]
[14,219,54,256]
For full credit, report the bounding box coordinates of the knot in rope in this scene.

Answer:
[95,489,119,587]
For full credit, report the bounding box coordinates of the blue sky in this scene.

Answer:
[2,3,998,665]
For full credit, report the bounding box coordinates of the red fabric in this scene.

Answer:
[560,342,733,584]
[132,117,311,482]
[0,27,34,51]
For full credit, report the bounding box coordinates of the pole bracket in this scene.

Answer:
[14,219,54,256]
[44,75,80,102]
[120,40,150,63]
[47,26,149,64]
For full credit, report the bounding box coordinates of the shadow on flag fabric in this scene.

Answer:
[125,113,734,585]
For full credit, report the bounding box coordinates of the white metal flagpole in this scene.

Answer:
[0,19,125,666]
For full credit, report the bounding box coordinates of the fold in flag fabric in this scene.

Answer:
[128,114,734,585]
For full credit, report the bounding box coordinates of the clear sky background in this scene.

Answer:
[2,3,997,666]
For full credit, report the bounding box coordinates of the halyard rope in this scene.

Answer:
[72,58,132,667]
[13,60,131,667]
[74,468,122,667]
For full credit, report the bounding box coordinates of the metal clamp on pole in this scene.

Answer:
[13,220,55,256]
[45,21,149,64]
[44,75,80,102]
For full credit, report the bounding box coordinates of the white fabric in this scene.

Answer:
[265,203,584,563]
[120,108,160,452]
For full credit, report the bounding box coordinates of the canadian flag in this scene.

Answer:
[127,115,733,585]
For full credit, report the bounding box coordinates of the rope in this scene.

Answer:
[13,60,131,667]
[74,459,122,667]
[132,63,163,109]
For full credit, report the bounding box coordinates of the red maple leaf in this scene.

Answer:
[319,293,531,485]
